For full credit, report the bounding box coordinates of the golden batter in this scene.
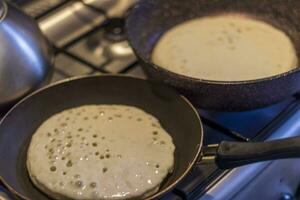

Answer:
[152,15,298,81]
[27,105,175,200]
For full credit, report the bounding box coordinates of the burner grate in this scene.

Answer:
[46,1,138,76]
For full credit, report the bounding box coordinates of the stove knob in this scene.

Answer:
[281,193,294,200]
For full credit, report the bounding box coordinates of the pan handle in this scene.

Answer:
[201,136,300,169]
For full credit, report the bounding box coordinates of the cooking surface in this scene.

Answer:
[1,0,300,199]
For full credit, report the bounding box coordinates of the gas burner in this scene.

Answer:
[103,18,126,42]
[103,41,133,60]
[102,18,133,59]
[86,18,133,61]
[87,18,127,47]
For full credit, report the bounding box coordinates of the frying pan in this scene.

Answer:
[126,0,300,111]
[1,75,300,200]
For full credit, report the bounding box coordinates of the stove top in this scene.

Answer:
[2,1,300,200]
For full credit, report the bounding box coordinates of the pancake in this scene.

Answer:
[152,15,298,81]
[27,105,175,199]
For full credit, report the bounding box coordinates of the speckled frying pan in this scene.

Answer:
[1,75,300,200]
[126,0,300,111]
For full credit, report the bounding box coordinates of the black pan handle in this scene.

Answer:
[202,136,300,169]
[217,136,300,169]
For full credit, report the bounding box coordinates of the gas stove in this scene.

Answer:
[1,1,300,200]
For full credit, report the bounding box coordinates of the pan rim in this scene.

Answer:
[126,0,300,85]
[0,1,7,21]
[0,74,204,200]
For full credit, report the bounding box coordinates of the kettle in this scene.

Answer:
[0,1,53,109]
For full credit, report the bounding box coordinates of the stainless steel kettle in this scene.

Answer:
[0,1,53,109]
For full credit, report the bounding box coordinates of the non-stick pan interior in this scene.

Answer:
[127,0,300,64]
[0,75,202,199]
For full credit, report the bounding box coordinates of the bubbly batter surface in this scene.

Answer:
[27,105,175,200]
[152,15,298,81]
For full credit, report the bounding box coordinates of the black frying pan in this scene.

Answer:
[1,75,300,200]
[126,0,300,111]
